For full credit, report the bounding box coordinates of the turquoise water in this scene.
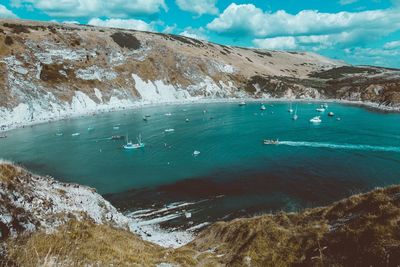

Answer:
[1,102,400,223]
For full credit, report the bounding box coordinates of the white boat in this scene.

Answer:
[164,128,175,133]
[328,112,335,117]
[113,126,120,130]
[165,113,172,116]
[310,116,322,123]
[185,118,190,122]
[123,134,145,149]
[316,107,325,112]
[55,132,63,136]
[288,102,293,113]
[87,127,94,131]
[292,104,298,120]
[323,103,329,108]
[263,139,279,145]
[239,101,246,106]
[193,150,201,156]
[260,104,266,111]
[71,132,80,136]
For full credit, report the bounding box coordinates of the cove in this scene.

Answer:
[1,102,400,224]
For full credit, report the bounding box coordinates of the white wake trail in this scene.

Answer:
[278,141,400,153]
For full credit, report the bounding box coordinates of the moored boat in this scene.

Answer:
[310,116,322,123]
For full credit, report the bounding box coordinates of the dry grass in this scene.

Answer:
[0,162,24,183]
[189,186,400,266]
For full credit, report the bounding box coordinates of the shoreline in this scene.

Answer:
[1,97,399,134]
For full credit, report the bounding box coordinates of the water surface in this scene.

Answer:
[1,102,399,227]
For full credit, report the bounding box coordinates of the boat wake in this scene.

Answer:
[278,141,400,153]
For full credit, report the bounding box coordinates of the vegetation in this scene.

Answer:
[110,32,141,50]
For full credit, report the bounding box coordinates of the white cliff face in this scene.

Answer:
[4,19,397,132]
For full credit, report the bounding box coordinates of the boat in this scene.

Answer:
[185,118,190,122]
[71,133,80,136]
[292,104,298,120]
[336,117,341,121]
[55,133,63,136]
[316,107,325,112]
[260,104,266,111]
[193,150,201,156]
[145,114,151,117]
[328,112,335,117]
[239,101,246,106]
[113,126,120,130]
[123,134,145,149]
[143,116,148,122]
[0,134,7,138]
[87,127,94,131]
[310,116,322,123]
[288,102,293,113]
[263,139,279,145]
[323,103,329,108]
[164,128,175,133]
[165,113,172,116]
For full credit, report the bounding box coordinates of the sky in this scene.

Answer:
[0,0,400,68]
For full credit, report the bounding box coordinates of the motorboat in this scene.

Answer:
[164,128,175,133]
[239,101,246,106]
[143,116,148,122]
[165,113,172,116]
[113,126,120,130]
[328,112,335,117]
[263,139,279,145]
[193,150,201,156]
[316,107,325,112]
[310,116,322,123]
[185,118,190,122]
[123,134,145,149]
[71,132,80,136]
[260,104,266,111]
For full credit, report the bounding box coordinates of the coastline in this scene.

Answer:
[1,96,399,134]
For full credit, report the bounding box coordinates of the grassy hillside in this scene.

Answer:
[1,163,400,266]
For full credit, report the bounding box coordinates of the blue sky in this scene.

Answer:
[1,0,400,67]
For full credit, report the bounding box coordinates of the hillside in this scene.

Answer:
[1,162,400,266]
[1,19,399,131]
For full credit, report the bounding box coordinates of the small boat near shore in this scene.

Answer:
[328,112,335,117]
[0,134,7,138]
[260,104,266,111]
[71,133,80,136]
[239,101,246,106]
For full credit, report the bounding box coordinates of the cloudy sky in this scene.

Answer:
[1,0,400,67]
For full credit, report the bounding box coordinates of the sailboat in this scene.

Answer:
[292,104,298,120]
[123,134,145,149]
[288,102,294,113]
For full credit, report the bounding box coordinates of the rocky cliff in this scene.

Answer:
[1,19,399,131]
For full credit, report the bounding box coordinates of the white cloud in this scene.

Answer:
[11,0,167,18]
[0,4,18,18]
[207,3,400,38]
[88,18,155,32]
[175,0,218,16]
[383,40,400,49]
[179,27,208,40]
[253,37,297,50]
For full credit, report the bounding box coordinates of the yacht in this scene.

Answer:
[310,116,322,123]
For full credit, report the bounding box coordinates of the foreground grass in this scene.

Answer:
[1,162,400,266]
